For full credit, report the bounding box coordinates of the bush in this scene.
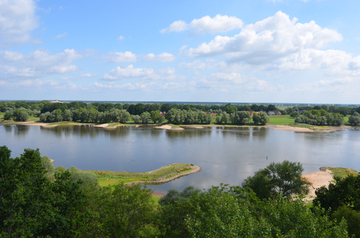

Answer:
[332,206,360,237]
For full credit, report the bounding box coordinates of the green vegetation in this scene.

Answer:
[267,115,294,125]
[327,167,359,179]
[81,163,198,186]
[242,160,311,199]
[2,145,357,237]
[295,109,344,126]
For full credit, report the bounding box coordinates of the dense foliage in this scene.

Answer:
[242,160,311,199]
[158,184,348,237]
[295,109,344,126]
[349,112,360,126]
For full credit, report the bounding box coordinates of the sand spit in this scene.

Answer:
[270,125,314,132]
[126,165,201,186]
[154,125,184,130]
[92,123,109,128]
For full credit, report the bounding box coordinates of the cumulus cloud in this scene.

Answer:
[102,65,156,81]
[54,32,67,39]
[80,73,96,78]
[101,65,185,82]
[0,0,38,45]
[161,14,243,34]
[187,11,343,65]
[278,49,360,76]
[106,51,137,62]
[0,49,81,80]
[143,52,176,62]
[117,35,125,40]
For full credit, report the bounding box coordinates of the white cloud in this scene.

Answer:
[161,20,188,33]
[161,15,243,34]
[210,72,246,84]
[117,35,125,40]
[54,32,67,39]
[106,51,137,62]
[187,11,342,66]
[278,49,360,76]
[0,0,38,45]
[0,49,81,80]
[102,65,156,81]
[296,76,356,93]
[143,52,176,62]
[3,51,23,61]
[80,73,96,78]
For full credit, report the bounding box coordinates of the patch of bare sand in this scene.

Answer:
[154,125,184,130]
[92,123,109,128]
[271,125,314,132]
[16,121,58,128]
[301,170,333,200]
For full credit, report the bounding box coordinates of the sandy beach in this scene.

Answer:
[301,170,334,200]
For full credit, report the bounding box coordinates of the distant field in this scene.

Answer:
[267,115,294,125]
[0,112,4,120]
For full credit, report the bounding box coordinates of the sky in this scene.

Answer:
[0,0,359,104]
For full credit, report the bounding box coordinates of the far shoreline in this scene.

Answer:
[1,119,354,133]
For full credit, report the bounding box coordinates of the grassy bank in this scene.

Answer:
[327,167,359,179]
[81,163,199,187]
[267,115,294,125]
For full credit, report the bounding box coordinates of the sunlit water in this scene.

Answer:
[1,124,360,194]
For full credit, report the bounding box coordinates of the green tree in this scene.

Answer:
[231,111,251,125]
[225,103,237,114]
[151,111,161,123]
[313,174,360,213]
[159,186,201,206]
[349,112,360,126]
[242,160,311,199]
[253,112,269,125]
[0,146,90,237]
[99,184,157,237]
[3,111,12,120]
[12,108,29,121]
[332,206,360,238]
[140,112,151,124]
[132,115,141,124]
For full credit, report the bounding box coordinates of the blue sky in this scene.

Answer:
[1,0,359,103]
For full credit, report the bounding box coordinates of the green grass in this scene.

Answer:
[151,196,160,203]
[327,167,359,179]
[0,112,4,120]
[267,115,295,125]
[82,163,197,187]
[343,115,350,125]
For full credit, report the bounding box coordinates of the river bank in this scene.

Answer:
[3,119,351,133]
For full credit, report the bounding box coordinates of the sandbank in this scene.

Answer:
[301,170,333,200]
[92,123,109,128]
[154,125,184,130]
[269,125,314,132]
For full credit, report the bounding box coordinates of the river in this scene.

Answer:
[1,124,359,193]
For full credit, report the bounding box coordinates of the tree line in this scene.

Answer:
[294,109,345,126]
[2,146,360,237]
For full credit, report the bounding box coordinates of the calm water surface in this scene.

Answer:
[1,125,360,193]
